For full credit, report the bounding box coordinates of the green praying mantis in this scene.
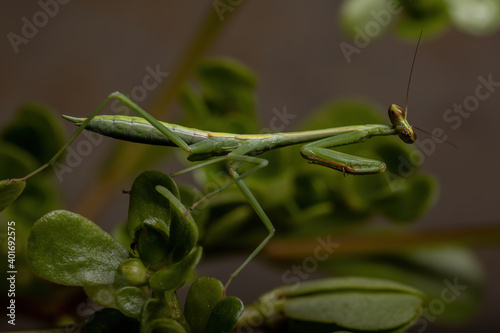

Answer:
[10,35,425,291]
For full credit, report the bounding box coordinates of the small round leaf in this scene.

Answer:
[184,277,224,333]
[115,286,150,318]
[205,296,244,333]
[28,210,129,285]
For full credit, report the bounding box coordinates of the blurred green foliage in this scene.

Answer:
[340,0,500,39]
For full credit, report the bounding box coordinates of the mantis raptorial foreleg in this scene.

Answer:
[300,129,389,175]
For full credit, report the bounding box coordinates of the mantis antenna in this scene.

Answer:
[405,31,458,149]
[405,30,423,114]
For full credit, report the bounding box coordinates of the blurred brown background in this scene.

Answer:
[1,1,499,332]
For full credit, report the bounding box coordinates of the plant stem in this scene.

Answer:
[263,224,500,259]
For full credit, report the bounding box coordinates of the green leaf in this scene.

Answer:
[149,247,202,293]
[115,286,150,318]
[241,277,424,331]
[128,170,179,239]
[156,185,198,263]
[375,174,438,222]
[284,292,422,330]
[1,103,65,164]
[285,276,423,297]
[191,58,259,133]
[147,319,187,333]
[0,142,62,220]
[28,210,129,285]
[340,0,394,39]
[0,142,38,179]
[204,296,244,333]
[135,222,171,271]
[323,247,483,323]
[184,277,224,333]
[85,308,139,333]
[0,179,26,212]
[396,0,450,39]
[179,86,211,125]
[444,0,500,35]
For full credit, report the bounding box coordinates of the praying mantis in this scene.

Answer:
[11,36,423,291]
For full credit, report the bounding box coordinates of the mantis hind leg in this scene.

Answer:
[223,156,275,292]
[171,149,274,292]
[300,130,386,175]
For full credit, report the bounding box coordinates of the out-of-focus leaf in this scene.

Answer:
[1,103,65,164]
[0,143,60,221]
[285,276,423,297]
[196,58,256,117]
[85,308,139,333]
[186,58,259,134]
[444,0,500,35]
[28,210,129,285]
[340,0,393,38]
[241,277,423,332]
[284,292,422,330]
[374,173,438,222]
[0,142,37,179]
[0,179,26,212]
[396,0,450,39]
[322,246,483,323]
[84,285,119,309]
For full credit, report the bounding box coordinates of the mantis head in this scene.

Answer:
[389,104,416,144]
[388,31,423,145]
